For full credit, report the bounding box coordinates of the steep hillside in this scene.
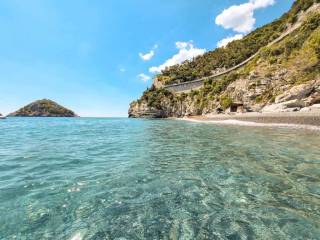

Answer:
[9,99,78,117]
[157,0,320,85]
[129,0,320,118]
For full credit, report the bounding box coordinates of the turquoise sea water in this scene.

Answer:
[0,118,320,240]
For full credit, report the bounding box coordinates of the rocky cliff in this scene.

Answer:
[129,0,320,118]
[9,99,78,117]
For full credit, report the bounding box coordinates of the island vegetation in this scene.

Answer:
[9,99,77,117]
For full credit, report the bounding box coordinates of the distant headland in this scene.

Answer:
[8,99,78,117]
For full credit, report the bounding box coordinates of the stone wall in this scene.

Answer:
[164,79,204,93]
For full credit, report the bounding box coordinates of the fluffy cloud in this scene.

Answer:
[175,41,189,49]
[251,0,275,8]
[139,51,154,61]
[139,44,158,61]
[217,34,244,48]
[138,73,151,82]
[215,0,275,33]
[149,41,206,73]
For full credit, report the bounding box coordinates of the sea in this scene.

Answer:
[0,117,319,239]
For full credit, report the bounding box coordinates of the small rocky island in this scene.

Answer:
[9,99,78,117]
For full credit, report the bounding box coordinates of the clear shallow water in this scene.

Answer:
[0,118,320,240]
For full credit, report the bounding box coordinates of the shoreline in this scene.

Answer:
[179,111,320,130]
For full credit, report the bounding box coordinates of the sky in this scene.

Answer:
[0,0,295,117]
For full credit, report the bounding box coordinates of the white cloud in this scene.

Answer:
[139,51,154,61]
[217,34,244,48]
[215,0,275,33]
[149,41,206,73]
[119,68,126,72]
[138,73,151,82]
[176,41,189,49]
[139,44,158,61]
[251,0,275,8]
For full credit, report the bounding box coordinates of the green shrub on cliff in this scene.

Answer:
[140,85,174,108]
[220,95,233,110]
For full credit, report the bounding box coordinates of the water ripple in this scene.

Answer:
[0,118,319,239]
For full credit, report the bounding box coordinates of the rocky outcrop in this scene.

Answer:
[300,104,320,112]
[129,75,320,118]
[262,80,320,112]
[9,99,78,117]
[153,77,164,89]
[128,102,166,118]
[129,95,203,118]
[275,81,315,103]
[262,100,306,113]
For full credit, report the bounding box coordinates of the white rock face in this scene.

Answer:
[275,82,314,104]
[310,104,320,111]
[300,104,320,112]
[300,107,312,112]
[262,100,306,113]
[153,77,164,89]
[312,104,320,108]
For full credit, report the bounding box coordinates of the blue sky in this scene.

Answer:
[0,0,294,117]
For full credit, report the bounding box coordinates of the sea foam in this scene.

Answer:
[181,118,320,131]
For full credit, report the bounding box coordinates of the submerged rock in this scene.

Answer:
[9,99,78,117]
